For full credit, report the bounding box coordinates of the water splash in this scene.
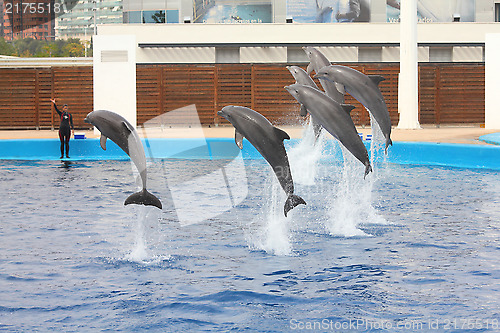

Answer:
[126,206,149,261]
[324,145,371,236]
[125,206,168,264]
[247,172,293,256]
[321,118,387,236]
[288,119,326,186]
[369,112,387,170]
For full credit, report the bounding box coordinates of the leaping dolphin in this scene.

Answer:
[286,65,323,139]
[303,46,345,103]
[218,105,306,217]
[285,84,372,178]
[84,110,162,209]
[314,65,393,153]
[286,65,320,117]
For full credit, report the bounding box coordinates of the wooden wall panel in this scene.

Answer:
[36,69,54,129]
[137,66,162,125]
[0,63,486,129]
[0,69,37,129]
[163,65,216,125]
[419,64,485,125]
[251,64,301,125]
[52,67,93,129]
[437,65,485,124]
[215,64,252,125]
[419,66,438,124]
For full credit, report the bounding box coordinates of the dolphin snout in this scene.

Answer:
[314,72,330,82]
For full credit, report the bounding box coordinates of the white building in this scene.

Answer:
[93,0,500,129]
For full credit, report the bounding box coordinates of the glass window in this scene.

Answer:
[166,10,179,23]
[143,10,166,23]
[124,11,142,23]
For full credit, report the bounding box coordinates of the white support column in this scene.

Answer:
[93,34,137,128]
[485,34,500,130]
[397,0,421,129]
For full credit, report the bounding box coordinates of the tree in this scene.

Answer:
[62,42,85,57]
[39,43,59,57]
[4,37,87,57]
[0,38,16,56]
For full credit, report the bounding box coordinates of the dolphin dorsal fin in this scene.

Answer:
[300,104,308,117]
[341,104,356,115]
[100,134,107,150]
[306,63,314,75]
[235,130,244,149]
[368,75,385,86]
[274,127,290,141]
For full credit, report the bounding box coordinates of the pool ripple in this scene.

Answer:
[0,160,499,331]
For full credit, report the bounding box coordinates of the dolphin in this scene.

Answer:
[84,110,162,209]
[314,65,393,153]
[303,46,345,103]
[285,84,372,177]
[217,105,306,216]
[286,65,322,139]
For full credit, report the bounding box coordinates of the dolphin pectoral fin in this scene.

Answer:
[299,104,308,117]
[341,104,356,115]
[368,75,386,86]
[235,130,244,149]
[335,82,346,95]
[274,127,291,141]
[100,134,107,150]
[284,194,306,217]
[306,63,314,75]
[124,188,162,209]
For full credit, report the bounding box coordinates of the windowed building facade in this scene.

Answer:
[1,0,55,40]
[55,0,122,40]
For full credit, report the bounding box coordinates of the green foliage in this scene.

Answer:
[0,38,17,56]
[0,37,89,57]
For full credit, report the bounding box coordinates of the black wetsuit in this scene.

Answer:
[53,103,74,158]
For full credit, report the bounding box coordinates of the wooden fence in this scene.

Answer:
[0,67,93,129]
[0,63,485,129]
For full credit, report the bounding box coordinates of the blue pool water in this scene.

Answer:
[1,140,499,332]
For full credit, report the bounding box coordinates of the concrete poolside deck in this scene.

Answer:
[0,125,498,145]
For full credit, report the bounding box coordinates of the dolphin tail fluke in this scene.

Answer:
[124,189,162,209]
[284,194,306,217]
[385,137,393,154]
[364,163,373,179]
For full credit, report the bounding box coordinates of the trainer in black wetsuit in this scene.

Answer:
[50,99,74,158]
